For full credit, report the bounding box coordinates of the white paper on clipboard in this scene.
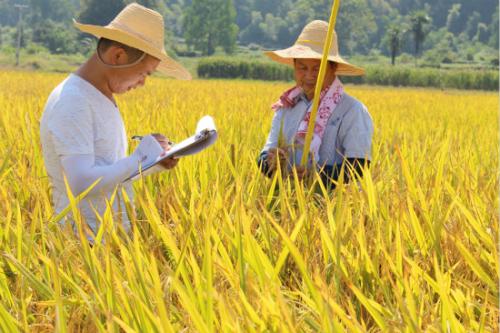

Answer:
[124,116,217,182]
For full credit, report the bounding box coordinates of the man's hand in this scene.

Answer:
[152,133,178,170]
[291,165,308,181]
[266,147,288,173]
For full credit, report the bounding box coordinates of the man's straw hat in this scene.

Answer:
[74,2,191,80]
[265,20,364,76]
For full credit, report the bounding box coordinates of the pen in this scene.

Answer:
[132,135,174,145]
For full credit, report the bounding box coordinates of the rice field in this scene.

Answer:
[0,70,498,332]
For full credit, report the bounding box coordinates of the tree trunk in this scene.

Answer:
[414,40,419,67]
[207,33,214,56]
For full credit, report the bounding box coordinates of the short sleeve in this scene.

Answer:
[338,103,373,160]
[47,94,94,156]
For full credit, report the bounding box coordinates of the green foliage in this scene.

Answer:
[32,19,78,54]
[346,66,499,91]
[183,0,238,55]
[239,11,265,46]
[422,28,457,64]
[28,0,76,24]
[218,0,239,54]
[383,25,406,65]
[233,0,497,60]
[334,0,377,55]
[464,11,481,39]
[198,57,498,90]
[410,11,432,59]
[0,26,15,47]
[134,0,161,10]
[0,0,497,67]
[78,0,126,26]
[488,6,499,48]
[197,57,294,81]
[474,23,489,43]
[445,4,461,35]
[0,0,18,26]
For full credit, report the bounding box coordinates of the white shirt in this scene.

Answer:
[40,74,136,233]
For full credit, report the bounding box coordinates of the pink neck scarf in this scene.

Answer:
[271,78,344,161]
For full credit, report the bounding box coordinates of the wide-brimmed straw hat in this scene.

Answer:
[74,2,191,80]
[265,20,364,76]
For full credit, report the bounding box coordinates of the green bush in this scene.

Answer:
[198,57,293,81]
[197,58,498,90]
[345,66,498,90]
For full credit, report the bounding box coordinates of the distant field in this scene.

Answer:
[1,49,498,86]
[0,71,498,332]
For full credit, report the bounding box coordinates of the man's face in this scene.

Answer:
[108,54,160,94]
[294,58,336,96]
[294,58,321,94]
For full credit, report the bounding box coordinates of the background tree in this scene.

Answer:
[162,1,186,37]
[183,0,238,55]
[234,0,252,28]
[445,4,461,35]
[328,0,376,55]
[78,0,126,26]
[410,10,431,65]
[464,11,481,39]
[0,0,19,26]
[474,23,488,43]
[253,0,280,16]
[32,19,77,53]
[134,0,160,11]
[28,0,76,25]
[0,0,497,67]
[385,25,405,65]
[217,0,238,53]
[488,6,498,48]
[239,11,264,46]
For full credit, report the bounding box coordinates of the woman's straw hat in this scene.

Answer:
[265,20,364,76]
[74,2,191,80]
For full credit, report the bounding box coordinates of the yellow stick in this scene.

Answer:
[300,0,341,166]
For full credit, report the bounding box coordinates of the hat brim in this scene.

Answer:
[264,45,365,76]
[74,20,192,80]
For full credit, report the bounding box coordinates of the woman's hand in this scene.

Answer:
[152,133,179,170]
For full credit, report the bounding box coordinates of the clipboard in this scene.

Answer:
[124,116,218,182]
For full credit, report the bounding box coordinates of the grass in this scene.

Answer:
[0,49,86,73]
[0,70,498,331]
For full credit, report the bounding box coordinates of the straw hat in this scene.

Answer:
[265,20,364,76]
[74,2,191,80]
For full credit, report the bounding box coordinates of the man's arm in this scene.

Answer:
[321,102,373,189]
[61,135,164,196]
[258,110,284,177]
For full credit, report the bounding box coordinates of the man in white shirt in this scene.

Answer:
[40,3,191,240]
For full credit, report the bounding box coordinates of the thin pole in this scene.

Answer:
[14,4,28,67]
[300,0,341,166]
